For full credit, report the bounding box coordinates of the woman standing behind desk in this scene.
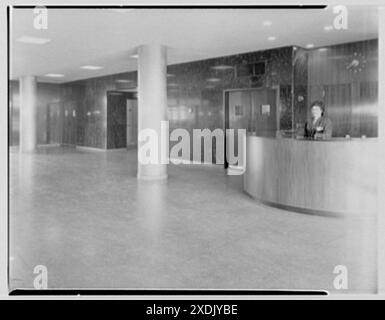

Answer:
[303,101,333,140]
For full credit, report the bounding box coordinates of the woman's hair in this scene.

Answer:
[310,100,325,115]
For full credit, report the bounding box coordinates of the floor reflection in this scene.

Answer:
[9,146,378,293]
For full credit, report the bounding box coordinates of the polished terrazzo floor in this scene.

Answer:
[9,146,378,293]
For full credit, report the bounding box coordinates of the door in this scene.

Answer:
[126,99,138,149]
[47,102,63,144]
[224,88,277,168]
[251,89,277,138]
[107,92,127,149]
[62,101,77,146]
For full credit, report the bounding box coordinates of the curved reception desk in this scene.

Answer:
[244,136,378,216]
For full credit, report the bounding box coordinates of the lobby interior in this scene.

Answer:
[9,6,384,294]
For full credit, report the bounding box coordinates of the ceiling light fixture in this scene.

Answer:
[306,44,315,49]
[211,65,233,71]
[80,65,104,70]
[16,36,51,45]
[44,73,65,78]
[267,36,276,41]
[129,54,139,59]
[318,48,328,52]
[115,79,132,83]
[206,78,221,82]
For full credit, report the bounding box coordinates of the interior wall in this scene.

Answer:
[61,72,137,149]
[293,47,309,129]
[307,39,378,137]
[58,46,295,155]
[9,39,378,151]
[167,46,295,162]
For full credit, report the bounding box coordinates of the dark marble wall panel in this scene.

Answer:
[279,85,293,131]
[293,47,309,131]
[60,84,84,146]
[166,46,294,161]
[167,46,294,131]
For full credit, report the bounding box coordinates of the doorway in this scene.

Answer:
[223,87,279,169]
[47,101,63,145]
[106,90,137,149]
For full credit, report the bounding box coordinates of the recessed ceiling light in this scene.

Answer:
[306,44,315,49]
[129,54,139,59]
[16,36,51,45]
[263,20,272,27]
[206,78,221,82]
[80,65,104,70]
[211,65,233,71]
[318,48,328,52]
[44,73,65,78]
[324,25,333,31]
[267,36,276,41]
[115,79,132,83]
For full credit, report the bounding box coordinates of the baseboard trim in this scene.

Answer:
[75,146,105,152]
[169,158,215,165]
[244,192,354,218]
[37,143,61,147]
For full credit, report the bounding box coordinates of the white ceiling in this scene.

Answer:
[11,6,378,83]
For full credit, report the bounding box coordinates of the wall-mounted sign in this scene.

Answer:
[261,104,270,116]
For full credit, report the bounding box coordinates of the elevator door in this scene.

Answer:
[62,101,77,146]
[225,88,277,168]
[227,89,277,136]
[47,102,63,144]
[107,92,127,149]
